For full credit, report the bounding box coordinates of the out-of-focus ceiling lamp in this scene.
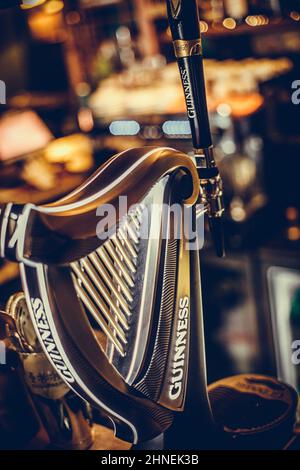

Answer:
[43,0,64,14]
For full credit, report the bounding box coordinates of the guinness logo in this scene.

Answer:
[31,297,75,384]
[169,296,189,401]
[180,67,196,119]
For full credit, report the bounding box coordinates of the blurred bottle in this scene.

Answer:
[199,1,284,23]
[248,0,282,15]
[198,0,225,22]
[6,293,94,450]
[224,0,249,21]
[115,26,137,69]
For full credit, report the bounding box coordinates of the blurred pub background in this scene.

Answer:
[0,0,300,449]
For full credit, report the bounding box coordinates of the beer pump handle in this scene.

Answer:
[166,0,225,257]
[166,0,212,151]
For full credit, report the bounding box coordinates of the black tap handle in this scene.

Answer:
[167,0,201,41]
[166,0,212,151]
[167,0,225,258]
[209,217,225,258]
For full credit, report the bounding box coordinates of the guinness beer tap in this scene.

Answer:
[167,0,225,257]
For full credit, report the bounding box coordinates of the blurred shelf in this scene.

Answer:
[202,17,300,38]
[0,173,85,205]
[9,92,69,111]
[160,17,300,42]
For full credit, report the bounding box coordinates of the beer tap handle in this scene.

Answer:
[166,0,225,257]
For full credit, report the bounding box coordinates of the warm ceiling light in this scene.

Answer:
[257,15,269,26]
[200,21,209,33]
[246,15,259,27]
[290,11,300,21]
[286,207,299,222]
[223,18,237,30]
[43,0,64,14]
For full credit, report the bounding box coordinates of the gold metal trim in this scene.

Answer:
[173,39,202,58]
